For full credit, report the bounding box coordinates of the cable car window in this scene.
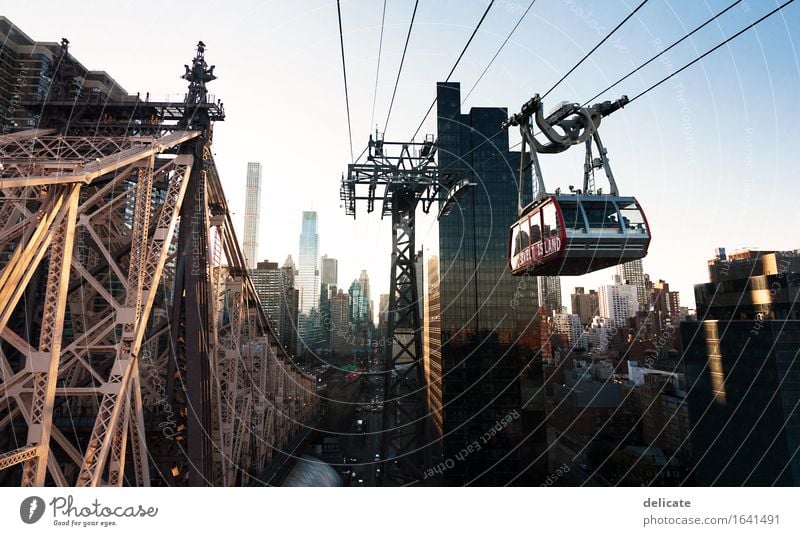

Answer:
[583,200,621,233]
[513,222,530,255]
[618,200,646,234]
[559,201,586,233]
[542,202,558,238]
[511,224,520,255]
[529,214,541,243]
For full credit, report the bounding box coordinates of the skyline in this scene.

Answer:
[272,204,790,311]
[2,1,798,310]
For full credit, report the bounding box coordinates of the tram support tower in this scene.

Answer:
[340,134,469,484]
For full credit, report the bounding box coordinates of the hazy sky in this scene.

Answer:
[5,0,799,309]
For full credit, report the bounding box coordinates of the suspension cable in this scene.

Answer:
[410,0,496,141]
[336,0,354,161]
[462,0,539,105]
[584,0,743,105]
[629,0,795,103]
[383,0,419,135]
[440,1,648,167]
[370,0,388,132]
[542,0,650,99]
[443,0,790,170]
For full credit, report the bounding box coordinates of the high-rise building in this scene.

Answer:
[345,276,371,356]
[431,82,545,485]
[283,255,297,287]
[616,259,647,312]
[681,248,800,485]
[346,271,373,326]
[243,162,262,269]
[552,313,586,350]
[318,282,332,351]
[698,248,800,319]
[571,287,599,326]
[376,293,390,342]
[251,260,289,346]
[348,278,364,324]
[369,300,375,329]
[297,211,320,356]
[423,255,443,438]
[359,269,372,325]
[647,278,681,335]
[599,275,639,328]
[625,361,691,468]
[282,256,299,356]
[667,290,681,321]
[321,255,338,287]
[537,276,562,317]
[0,17,130,132]
[378,293,389,325]
[330,289,352,358]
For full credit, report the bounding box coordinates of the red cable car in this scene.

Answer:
[503,95,650,276]
[509,194,650,276]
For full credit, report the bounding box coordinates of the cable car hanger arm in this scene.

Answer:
[503,94,628,212]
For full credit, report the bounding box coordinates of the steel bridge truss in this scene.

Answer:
[0,46,315,487]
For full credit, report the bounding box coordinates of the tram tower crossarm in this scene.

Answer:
[340,134,461,218]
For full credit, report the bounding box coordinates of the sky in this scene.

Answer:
[4,0,799,310]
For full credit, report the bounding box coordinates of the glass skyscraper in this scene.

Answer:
[297,211,320,356]
[348,279,364,324]
[243,162,262,269]
[430,82,546,485]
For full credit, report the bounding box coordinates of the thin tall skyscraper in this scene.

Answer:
[358,269,371,324]
[243,162,262,269]
[297,211,320,355]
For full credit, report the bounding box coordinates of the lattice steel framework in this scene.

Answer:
[0,43,316,486]
[340,134,469,485]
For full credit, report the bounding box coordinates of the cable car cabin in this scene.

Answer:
[509,195,650,276]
